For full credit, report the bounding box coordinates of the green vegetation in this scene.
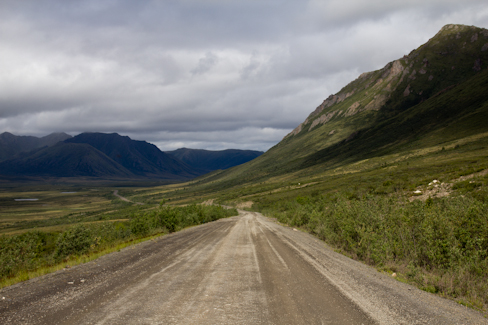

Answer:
[0,203,237,287]
[257,190,488,311]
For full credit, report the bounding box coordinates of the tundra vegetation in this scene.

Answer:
[0,191,237,288]
[259,189,488,311]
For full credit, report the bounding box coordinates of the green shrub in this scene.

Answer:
[54,224,94,259]
[259,192,488,307]
[130,215,151,236]
[0,231,49,279]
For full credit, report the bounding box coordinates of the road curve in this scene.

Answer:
[0,211,486,324]
[113,190,132,202]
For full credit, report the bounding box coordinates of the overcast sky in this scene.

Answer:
[0,0,487,151]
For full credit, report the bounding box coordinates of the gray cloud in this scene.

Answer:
[191,52,219,75]
[0,0,487,151]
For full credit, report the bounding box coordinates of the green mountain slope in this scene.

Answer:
[193,24,488,189]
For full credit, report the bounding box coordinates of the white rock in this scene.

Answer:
[80,279,85,283]
[68,281,74,285]
[414,190,422,194]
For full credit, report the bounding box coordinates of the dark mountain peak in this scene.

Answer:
[69,132,127,142]
[40,132,72,147]
[66,132,199,178]
[0,132,72,161]
[43,132,71,138]
[1,132,262,180]
[0,132,15,140]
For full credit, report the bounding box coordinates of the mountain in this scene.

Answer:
[0,142,133,178]
[0,132,72,161]
[193,24,488,187]
[0,132,199,180]
[65,133,199,178]
[166,148,263,172]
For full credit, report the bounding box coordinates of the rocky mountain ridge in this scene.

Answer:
[286,24,488,139]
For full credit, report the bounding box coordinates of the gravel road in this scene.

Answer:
[0,211,486,324]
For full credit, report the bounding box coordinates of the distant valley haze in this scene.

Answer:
[0,1,487,152]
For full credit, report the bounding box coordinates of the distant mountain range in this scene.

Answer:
[0,132,71,161]
[0,132,263,180]
[166,148,263,173]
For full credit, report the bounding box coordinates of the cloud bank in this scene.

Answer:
[0,0,487,151]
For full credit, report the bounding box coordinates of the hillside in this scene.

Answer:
[0,132,72,161]
[166,148,263,172]
[190,24,488,189]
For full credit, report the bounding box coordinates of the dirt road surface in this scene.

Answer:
[113,190,144,205]
[1,211,486,324]
[113,190,131,202]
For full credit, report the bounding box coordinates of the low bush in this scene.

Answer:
[55,224,94,258]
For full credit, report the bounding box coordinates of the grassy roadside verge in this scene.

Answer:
[256,188,488,314]
[0,204,237,289]
[0,233,162,289]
